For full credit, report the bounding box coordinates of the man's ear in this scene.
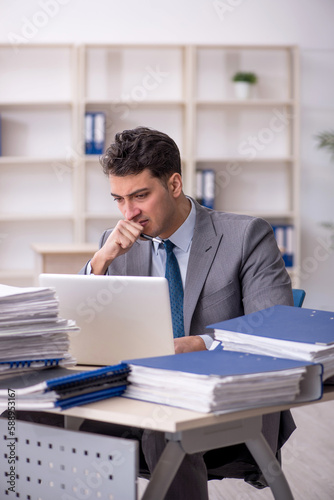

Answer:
[168,173,183,198]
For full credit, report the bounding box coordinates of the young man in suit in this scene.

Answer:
[81,126,295,500]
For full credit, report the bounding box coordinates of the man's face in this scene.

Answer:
[109,169,181,239]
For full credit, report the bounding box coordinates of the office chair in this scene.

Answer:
[292,288,306,308]
[206,288,307,489]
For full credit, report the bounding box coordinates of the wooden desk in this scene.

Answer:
[32,244,97,283]
[57,384,334,500]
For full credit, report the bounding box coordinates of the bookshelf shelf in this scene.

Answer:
[0,43,300,286]
[85,99,186,106]
[196,99,295,107]
[195,157,295,163]
[0,101,73,108]
[0,269,34,282]
[0,214,75,222]
[0,156,70,164]
[84,213,118,220]
[222,210,296,219]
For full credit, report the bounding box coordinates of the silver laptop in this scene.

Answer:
[39,273,175,366]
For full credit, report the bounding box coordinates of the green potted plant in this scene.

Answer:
[316,129,334,248]
[316,129,334,160]
[232,72,258,100]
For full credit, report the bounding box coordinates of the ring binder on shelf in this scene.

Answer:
[85,112,106,155]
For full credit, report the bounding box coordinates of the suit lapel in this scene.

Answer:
[184,202,223,335]
[125,239,152,276]
[121,203,223,335]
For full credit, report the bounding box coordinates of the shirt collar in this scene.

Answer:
[153,197,196,254]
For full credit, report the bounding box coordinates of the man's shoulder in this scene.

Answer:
[196,203,270,230]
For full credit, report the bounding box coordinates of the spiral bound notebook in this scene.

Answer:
[0,363,130,411]
[0,358,72,373]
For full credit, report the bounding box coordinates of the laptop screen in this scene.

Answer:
[39,274,175,366]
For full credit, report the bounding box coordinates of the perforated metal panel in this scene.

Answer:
[0,418,138,500]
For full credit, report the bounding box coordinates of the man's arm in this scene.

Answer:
[174,335,206,354]
[174,217,293,353]
[240,217,293,313]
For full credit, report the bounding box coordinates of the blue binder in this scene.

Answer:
[271,224,294,267]
[126,349,319,378]
[208,305,334,345]
[124,349,323,412]
[85,112,106,155]
[209,305,334,382]
[93,112,106,154]
[202,169,215,209]
[85,112,94,154]
[0,363,130,410]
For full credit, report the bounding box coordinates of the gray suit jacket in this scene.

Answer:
[81,199,296,452]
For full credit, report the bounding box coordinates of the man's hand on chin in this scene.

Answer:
[174,335,206,354]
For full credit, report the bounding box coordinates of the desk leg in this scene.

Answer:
[246,434,294,500]
[141,440,186,500]
[141,416,294,500]
[64,415,84,431]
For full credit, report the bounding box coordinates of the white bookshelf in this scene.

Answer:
[0,44,78,284]
[0,44,300,286]
[192,45,300,286]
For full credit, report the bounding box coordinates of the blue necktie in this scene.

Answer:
[163,240,185,338]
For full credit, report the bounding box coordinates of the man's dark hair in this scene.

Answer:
[100,127,181,185]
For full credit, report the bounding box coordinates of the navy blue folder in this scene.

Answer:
[125,350,323,409]
[208,305,334,345]
[0,363,130,410]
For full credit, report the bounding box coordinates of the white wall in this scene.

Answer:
[2,0,334,48]
[1,0,334,309]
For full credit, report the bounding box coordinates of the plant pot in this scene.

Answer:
[233,82,251,100]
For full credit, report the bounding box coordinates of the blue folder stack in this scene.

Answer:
[124,349,322,413]
[0,363,130,411]
[210,305,334,381]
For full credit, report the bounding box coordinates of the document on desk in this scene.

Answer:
[0,284,78,374]
[123,350,323,413]
[0,363,130,411]
[210,305,334,381]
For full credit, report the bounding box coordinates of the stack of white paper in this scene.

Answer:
[0,284,79,374]
[124,350,323,414]
[210,305,334,381]
[0,363,130,411]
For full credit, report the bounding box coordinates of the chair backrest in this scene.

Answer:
[0,418,138,500]
[292,288,306,308]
